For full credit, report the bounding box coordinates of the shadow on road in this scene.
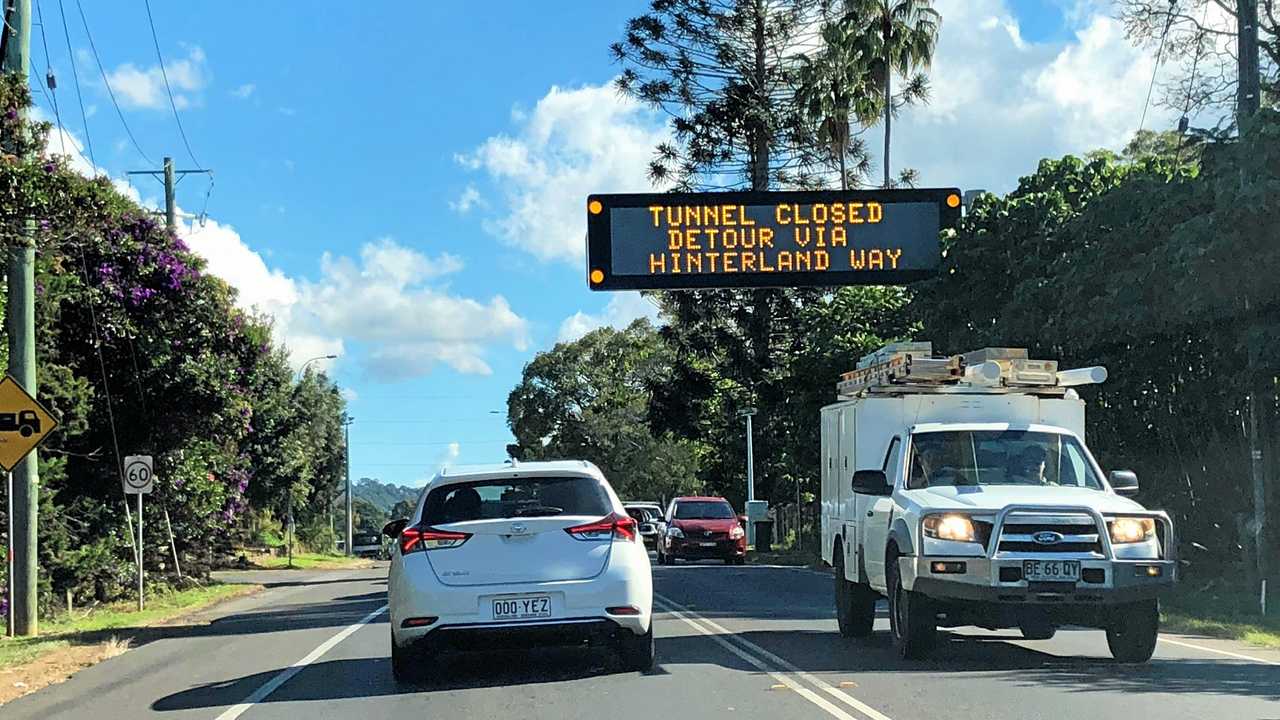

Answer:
[151,644,676,710]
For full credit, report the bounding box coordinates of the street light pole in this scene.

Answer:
[344,417,354,557]
[290,354,337,568]
[739,408,757,547]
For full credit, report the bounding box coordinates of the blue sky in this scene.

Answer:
[32,1,1179,486]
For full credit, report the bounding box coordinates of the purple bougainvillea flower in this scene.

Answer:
[42,162,55,173]
[5,109,16,120]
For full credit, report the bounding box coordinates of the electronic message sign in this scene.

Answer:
[585,188,961,290]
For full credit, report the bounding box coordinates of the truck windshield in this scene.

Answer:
[907,430,1102,490]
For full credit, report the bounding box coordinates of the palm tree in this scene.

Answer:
[794,21,880,189]
[851,0,941,187]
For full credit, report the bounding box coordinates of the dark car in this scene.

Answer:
[657,496,746,565]
[624,502,664,550]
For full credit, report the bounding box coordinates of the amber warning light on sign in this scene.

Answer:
[585,188,961,290]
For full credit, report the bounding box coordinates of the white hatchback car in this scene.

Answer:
[384,460,654,681]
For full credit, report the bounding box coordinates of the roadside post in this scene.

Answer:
[123,455,154,611]
[0,375,60,636]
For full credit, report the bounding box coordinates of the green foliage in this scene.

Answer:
[507,319,703,502]
[351,498,387,534]
[0,73,347,610]
[911,110,1280,574]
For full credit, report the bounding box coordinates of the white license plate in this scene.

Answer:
[492,595,551,620]
[1022,560,1080,581]
[700,541,717,547]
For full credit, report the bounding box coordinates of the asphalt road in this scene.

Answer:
[5,560,1280,719]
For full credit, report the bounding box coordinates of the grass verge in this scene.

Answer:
[0,583,258,669]
[747,547,824,568]
[1162,588,1280,649]
[0,582,260,704]
[241,550,378,570]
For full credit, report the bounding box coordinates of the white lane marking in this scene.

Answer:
[214,604,388,720]
[656,595,895,720]
[1159,636,1280,666]
[657,601,861,720]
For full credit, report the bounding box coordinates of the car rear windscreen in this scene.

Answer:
[422,476,611,524]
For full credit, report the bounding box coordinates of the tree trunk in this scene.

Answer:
[838,135,847,190]
[882,14,892,189]
[751,0,769,191]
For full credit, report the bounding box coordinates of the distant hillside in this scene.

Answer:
[353,478,420,513]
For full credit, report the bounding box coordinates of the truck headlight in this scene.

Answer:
[1108,517,1156,544]
[923,514,976,543]
[666,526,684,539]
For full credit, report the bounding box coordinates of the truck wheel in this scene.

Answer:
[888,554,936,659]
[1019,620,1057,641]
[1106,599,1159,663]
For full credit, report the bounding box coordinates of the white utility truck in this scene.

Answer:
[820,343,1175,662]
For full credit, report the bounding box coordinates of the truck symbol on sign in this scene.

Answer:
[0,410,41,437]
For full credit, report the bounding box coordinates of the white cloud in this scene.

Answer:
[178,225,526,380]
[883,0,1185,193]
[340,387,359,402]
[449,185,483,214]
[231,83,255,99]
[435,442,461,473]
[558,292,661,343]
[459,82,670,264]
[104,46,208,111]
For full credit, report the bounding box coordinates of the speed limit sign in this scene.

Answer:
[123,455,154,494]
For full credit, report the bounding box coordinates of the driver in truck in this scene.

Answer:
[1009,445,1048,485]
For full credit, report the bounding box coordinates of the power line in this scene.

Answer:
[55,0,95,172]
[142,0,200,167]
[32,1,66,156]
[74,0,153,165]
[1138,0,1179,135]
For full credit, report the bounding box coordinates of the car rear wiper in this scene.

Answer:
[513,505,565,517]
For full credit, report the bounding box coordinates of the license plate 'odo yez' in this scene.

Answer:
[493,595,552,620]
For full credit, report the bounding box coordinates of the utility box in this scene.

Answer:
[745,500,768,521]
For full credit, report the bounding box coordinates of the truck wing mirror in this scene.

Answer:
[852,469,891,496]
[382,518,409,539]
[1108,470,1139,496]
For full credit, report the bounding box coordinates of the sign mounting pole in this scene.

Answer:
[123,455,154,611]
[5,470,12,637]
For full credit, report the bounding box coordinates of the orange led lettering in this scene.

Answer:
[868,249,884,269]
[812,204,828,224]
[666,206,682,227]
[742,251,756,272]
[759,252,775,271]
[704,227,720,248]
[777,252,793,271]
[705,205,719,225]
[668,229,683,251]
[868,202,883,223]
[705,252,720,272]
[685,228,702,251]
[721,205,737,226]
[887,248,902,268]
[723,228,738,249]
[723,252,737,272]
[759,227,774,248]
[649,205,664,227]
[830,226,847,247]
[671,252,682,273]
[850,249,865,269]
[816,250,830,270]
[794,227,809,248]
[649,253,667,273]
[815,226,826,248]
[849,202,864,224]
[775,204,791,225]
[686,206,702,225]
[831,203,846,224]
[689,253,703,273]
[738,205,756,226]
[794,251,810,271]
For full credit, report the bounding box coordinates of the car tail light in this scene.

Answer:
[400,526,471,553]
[606,605,642,616]
[565,512,638,542]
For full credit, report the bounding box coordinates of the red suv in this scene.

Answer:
[657,496,746,565]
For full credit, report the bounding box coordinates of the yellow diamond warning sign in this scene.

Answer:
[0,376,59,472]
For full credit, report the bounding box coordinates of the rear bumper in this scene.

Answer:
[665,538,746,558]
[389,543,651,648]
[902,555,1176,605]
[403,618,634,653]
